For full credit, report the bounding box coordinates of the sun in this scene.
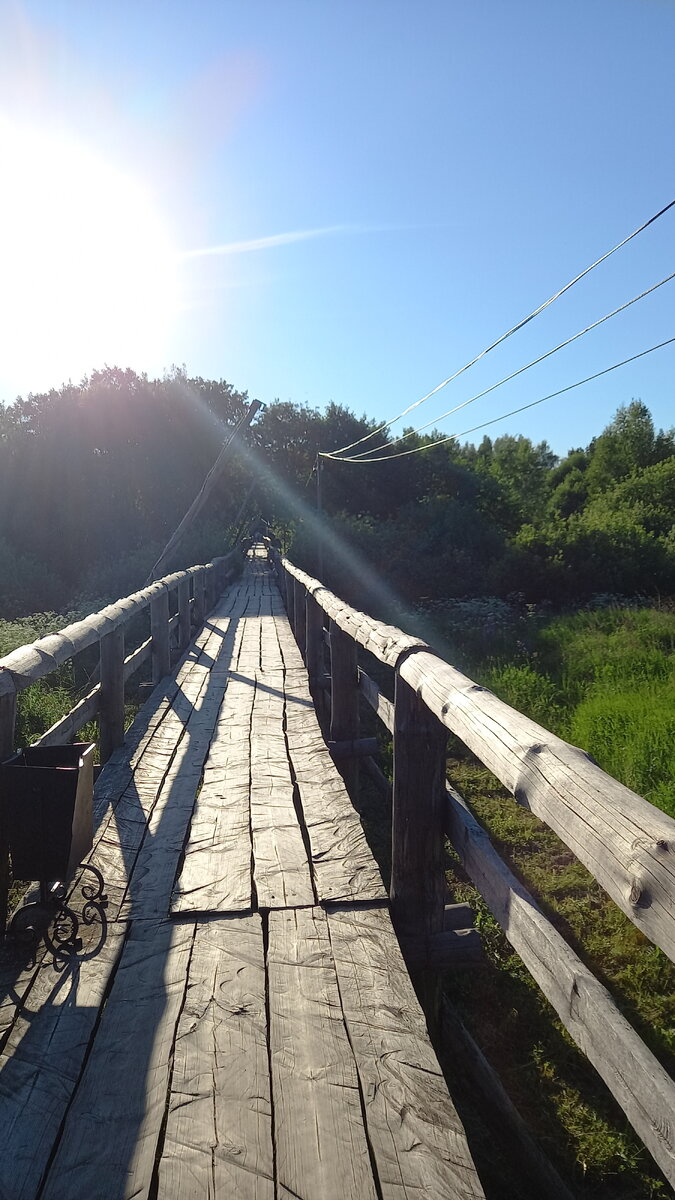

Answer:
[0,117,178,396]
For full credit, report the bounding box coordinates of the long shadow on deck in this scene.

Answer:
[0,606,246,1198]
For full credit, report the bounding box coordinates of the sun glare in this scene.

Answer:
[0,117,177,396]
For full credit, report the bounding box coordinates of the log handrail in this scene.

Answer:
[0,546,244,934]
[269,545,675,1186]
[276,550,675,966]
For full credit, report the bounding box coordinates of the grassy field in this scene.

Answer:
[414,599,675,1197]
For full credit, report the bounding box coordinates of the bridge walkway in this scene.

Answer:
[0,548,484,1199]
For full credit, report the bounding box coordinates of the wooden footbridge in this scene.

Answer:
[0,542,674,1197]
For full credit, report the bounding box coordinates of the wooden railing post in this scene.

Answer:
[293,578,306,659]
[0,681,17,936]
[305,591,323,694]
[99,626,125,764]
[205,566,216,613]
[390,673,448,938]
[150,589,171,683]
[193,569,205,628]
[178,577,191,651]
[329,619,359,792]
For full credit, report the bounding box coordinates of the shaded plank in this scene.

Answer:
[267,907,379,1200]
[40,920,195,1200]
[157,915,273,1199]
[273,612,387,905]
[171,622,255,914]
[0,920,128,1200]
[327,906,485,1200]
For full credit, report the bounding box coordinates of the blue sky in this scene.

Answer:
[0,0,673,456]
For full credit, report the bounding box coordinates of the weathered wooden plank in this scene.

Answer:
[40,920,195,1200]
[359,668,394,732]
[33,686,100,748]
[250,667,315,909]
[171,620,254,915]
[267,907,379,1200]
[401,649,675,964]
[129,608,251,921]
[445,781,675,1186]
[327,906,486,1200]
[273,614,387,906]
[157,915,273,1199]
[0,919,128,1200]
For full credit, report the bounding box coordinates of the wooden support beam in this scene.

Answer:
[99,626,125,764]
[391,674,448,940]
[177,577,191,650]
[204,566,216,613]
[359,669,394,732]
[305,591,323,695]
[150,590,170,683]
[193,568,205,628]
[444,902,475,931]
[0,683,16,937]
[329,619,359,793]
[293,577,306,659]
[363,755,391,797]
[400,928,483,969]
[440,1001,576,1200]
[327,737,379,759]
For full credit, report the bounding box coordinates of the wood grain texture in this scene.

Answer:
[327,905,485,1200]
[400,649,675,964]
[445,781,675,1186]
[280,558,426,668]
[157,915,274,1200]
[267,907,379,1200]
[269,597,387,905]
[99,624,125,763]
[391,674,448,939]
[171,615,254,914]
[0,920,128,1200]
[40,920,195,1200]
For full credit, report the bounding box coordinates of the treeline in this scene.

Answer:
[0,365,673,619]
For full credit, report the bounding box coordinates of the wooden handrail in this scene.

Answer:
[270,547,675,1184]
[0,546,244,933]
[276,550,675,966]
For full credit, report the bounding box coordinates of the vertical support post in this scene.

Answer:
[178,577,191,651]
[193,569,205,628]
[329,619,359,792]
[305,591,323,693]
[205,565,216,613]
[390,672,448,1025]
[0,682,17,936]
[293,578,306,659]
[316,455,324,582]
[150,589,171,683]
[99,625,125,764]
[278,562,288,611]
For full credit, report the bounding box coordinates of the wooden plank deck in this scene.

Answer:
[0,548,484,1199]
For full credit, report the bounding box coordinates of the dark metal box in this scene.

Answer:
[0,742,95,882]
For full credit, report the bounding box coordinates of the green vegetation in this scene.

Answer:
[403,599,675,1198]
[1,368,674,1196]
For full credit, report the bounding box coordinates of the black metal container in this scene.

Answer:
[0,742,95,882]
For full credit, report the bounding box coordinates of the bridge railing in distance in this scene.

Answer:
[0,547,244,931]
[267,543,675,1188]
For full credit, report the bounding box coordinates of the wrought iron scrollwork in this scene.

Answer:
[8,864,108,969]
